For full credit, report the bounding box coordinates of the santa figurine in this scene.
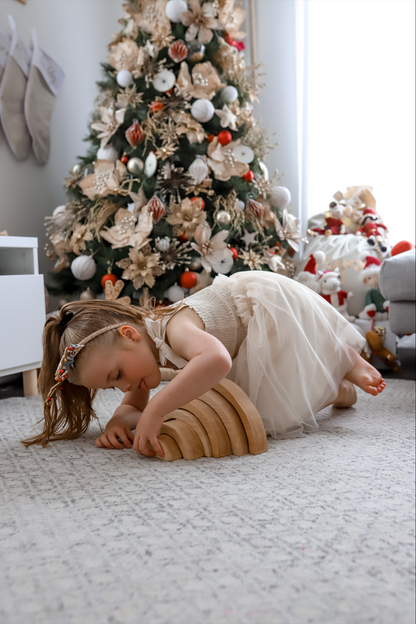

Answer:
[318,268,355,322]
[356,208,388,251]
[358,254,389,320]
[295,251,326,292]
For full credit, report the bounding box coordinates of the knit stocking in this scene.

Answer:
[24,30,65,165]
[0,29,10,84]
[0,17,32,160]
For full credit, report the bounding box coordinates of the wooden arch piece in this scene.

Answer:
[165,408,213,457]
[199,389,249,457]
[214,379,268,455]
[182,398,232,458]
[157,434,182,461]
[159,420,204,460]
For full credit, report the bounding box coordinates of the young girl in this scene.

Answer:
[23,271,385,457]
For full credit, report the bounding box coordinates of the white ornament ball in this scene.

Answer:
[221,85,238,103]
[165,0,188,22]
[97,145,118,163]
[166,283,185,302]
[117,70,133,87]
[153,69,176,92]
[270,185,292,209]
[235,199,245,211]
[191,99,215,123]
[71,255,97,281]
[144,152,157,177]
[52,205,66,217]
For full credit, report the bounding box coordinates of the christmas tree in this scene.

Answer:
[46,0,303,305]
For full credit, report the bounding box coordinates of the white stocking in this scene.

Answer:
[0,16,32,160]
[24,30,65,165]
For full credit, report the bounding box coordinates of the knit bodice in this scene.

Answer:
[144,274,252,369]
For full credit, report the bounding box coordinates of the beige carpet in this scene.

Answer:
[0,379,414,624]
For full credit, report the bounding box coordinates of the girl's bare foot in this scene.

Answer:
[345,356,386,396]
[333,380,357,408]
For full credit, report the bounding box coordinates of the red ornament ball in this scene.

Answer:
[242,170,254,182]
[101,273,118,288]
[121,155,129,165]
[179,270,197,289]
[179,234,188,242]
[191,196,205,210]
[229,247,238,260]
[207,134,215,143]
[218,130,232,146]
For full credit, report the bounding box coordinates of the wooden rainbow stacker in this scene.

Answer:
[155,378,268,461]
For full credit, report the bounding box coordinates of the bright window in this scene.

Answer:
[306,0,415,245]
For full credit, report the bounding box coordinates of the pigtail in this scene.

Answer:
[22,309,98,447]
[22,297,175,448]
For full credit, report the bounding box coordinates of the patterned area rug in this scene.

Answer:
[0,380,414,624]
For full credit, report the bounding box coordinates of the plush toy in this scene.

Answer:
[358,254,389,320]
[318,268,355,321]
[366,326,401,373]
[333,186,377,230]
[310,201,348,236]
[295,251,326,292]
[356,208,388,252]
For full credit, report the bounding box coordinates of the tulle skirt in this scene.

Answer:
[222,271,366,439]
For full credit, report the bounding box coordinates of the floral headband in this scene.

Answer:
[46,320,126,407]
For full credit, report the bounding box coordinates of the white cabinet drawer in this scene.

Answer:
[0,275,45,375]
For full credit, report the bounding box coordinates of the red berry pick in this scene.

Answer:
[242,170,254,182]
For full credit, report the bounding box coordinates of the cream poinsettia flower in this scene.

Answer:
[181,0,221,44]
[70,224,94,255]
[218,0,246,40]
[166,198,207,239]
[173,112,206,144]
[274,209,303,253]
[134,0,170,35]
[190,221,233,274]
[79,160,127,200]
[100,205,154,250]
[116,247,165,289]
[207,137,249,182]
[90,107,126,148]
[176,61,225,101]
[107,39,141,72]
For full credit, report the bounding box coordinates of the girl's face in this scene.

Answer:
[76,325,161,393]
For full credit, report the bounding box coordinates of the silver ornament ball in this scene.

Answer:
[71,163,82,175]
[216,210,232,225]
[189,257,202,272]
[156,237,171,252]
[127,157,144,175]
[79,288,96,301]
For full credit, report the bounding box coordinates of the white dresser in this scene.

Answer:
[0,237,46,396]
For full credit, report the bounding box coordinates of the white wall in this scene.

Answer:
[0,0,124,278]
[252,0,299,217]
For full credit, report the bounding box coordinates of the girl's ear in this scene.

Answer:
[118,325,141,342]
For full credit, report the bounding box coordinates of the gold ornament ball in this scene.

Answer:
[71,163,82,175]
[79,288,96,301]
[189,257,202,271]
[127,157,144,175]
[216,210,232,225]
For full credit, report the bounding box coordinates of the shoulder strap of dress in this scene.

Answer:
[143,302,189,369]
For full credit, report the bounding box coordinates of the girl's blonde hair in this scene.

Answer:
[22,299,173,447]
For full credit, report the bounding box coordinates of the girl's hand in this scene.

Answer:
[133,409,165,458]
[95,421,135,450]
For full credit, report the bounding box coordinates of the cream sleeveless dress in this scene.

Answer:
[143,271,366,439]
